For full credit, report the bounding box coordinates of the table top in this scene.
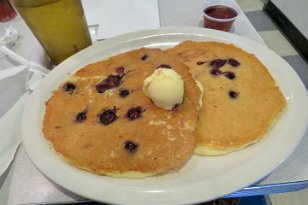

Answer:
[0,0,308,204]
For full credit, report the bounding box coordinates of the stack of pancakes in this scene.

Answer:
[43,41,286,178]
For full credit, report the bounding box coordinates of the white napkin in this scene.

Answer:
[0,25,19,52]
[0,93,29,176]
[0,25,48,177]
[0,65,28,117]
[0,70,43,177]
[83,0,160,39]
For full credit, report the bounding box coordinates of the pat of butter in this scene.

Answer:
[143,68,184,110]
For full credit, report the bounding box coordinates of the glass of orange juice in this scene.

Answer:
[11,0,92,66]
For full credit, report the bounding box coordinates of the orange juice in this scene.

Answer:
[12,0,92,65]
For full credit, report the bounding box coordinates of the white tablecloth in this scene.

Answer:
[0,0,307,204]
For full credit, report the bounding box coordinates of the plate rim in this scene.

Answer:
[22,27,308,205]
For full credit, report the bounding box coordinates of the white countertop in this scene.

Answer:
[0,0,307,204]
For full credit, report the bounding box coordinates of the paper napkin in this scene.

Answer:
[83,0,160,40]
[0,93,29,176]
[0,65,28,117]
[0,70,43,177]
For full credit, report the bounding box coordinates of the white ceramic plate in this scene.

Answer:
[22,27,308,205]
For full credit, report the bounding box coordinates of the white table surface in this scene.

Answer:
[0,0,307,204]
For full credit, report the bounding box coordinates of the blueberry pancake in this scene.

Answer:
[167,41,286,155]
[43,48,202,178]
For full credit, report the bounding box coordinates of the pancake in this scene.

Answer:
[167,41,286,155]
[43,48,202,178]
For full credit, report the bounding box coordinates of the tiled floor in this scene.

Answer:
[236,1,308,204]
[268,189,308,205]
[259,30,298,56]
[237,0,308,90]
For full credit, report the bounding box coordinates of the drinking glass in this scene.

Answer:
[11,0,92,66]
